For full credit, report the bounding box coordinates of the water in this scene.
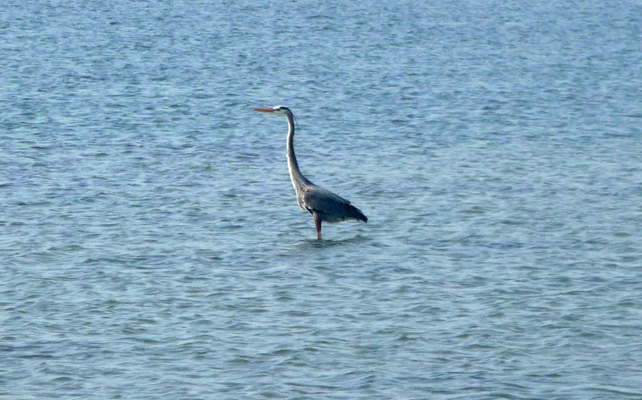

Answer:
[1,0,641,398]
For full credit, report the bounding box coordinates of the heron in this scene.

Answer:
[254,106,367,240]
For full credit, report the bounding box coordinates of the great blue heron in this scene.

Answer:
[254,106,367,240]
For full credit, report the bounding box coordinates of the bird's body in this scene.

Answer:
[254,106,367,240]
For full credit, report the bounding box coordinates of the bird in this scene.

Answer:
[254,106,367,240]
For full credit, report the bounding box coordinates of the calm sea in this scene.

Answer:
[1,0,641,398]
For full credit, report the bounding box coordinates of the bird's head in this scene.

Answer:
[253,105,292,116]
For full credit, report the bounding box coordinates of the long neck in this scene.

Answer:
[285,112,311,187]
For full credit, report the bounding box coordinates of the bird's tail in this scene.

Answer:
[347,204,368,223]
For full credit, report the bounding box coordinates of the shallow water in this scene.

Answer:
[2,0,642,398]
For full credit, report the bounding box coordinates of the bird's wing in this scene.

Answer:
[300,185,367,223]
[300,185,365,223]
[302,186,351,212]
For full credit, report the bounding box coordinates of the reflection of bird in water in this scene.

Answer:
[254,106,367,240]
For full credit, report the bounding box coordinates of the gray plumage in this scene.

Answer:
[254,105,367,240]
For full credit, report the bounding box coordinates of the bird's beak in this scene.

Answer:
[253,107,275,113]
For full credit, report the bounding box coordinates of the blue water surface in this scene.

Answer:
[1,0,641,398]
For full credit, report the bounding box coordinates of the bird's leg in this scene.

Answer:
[313,212,322,240]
